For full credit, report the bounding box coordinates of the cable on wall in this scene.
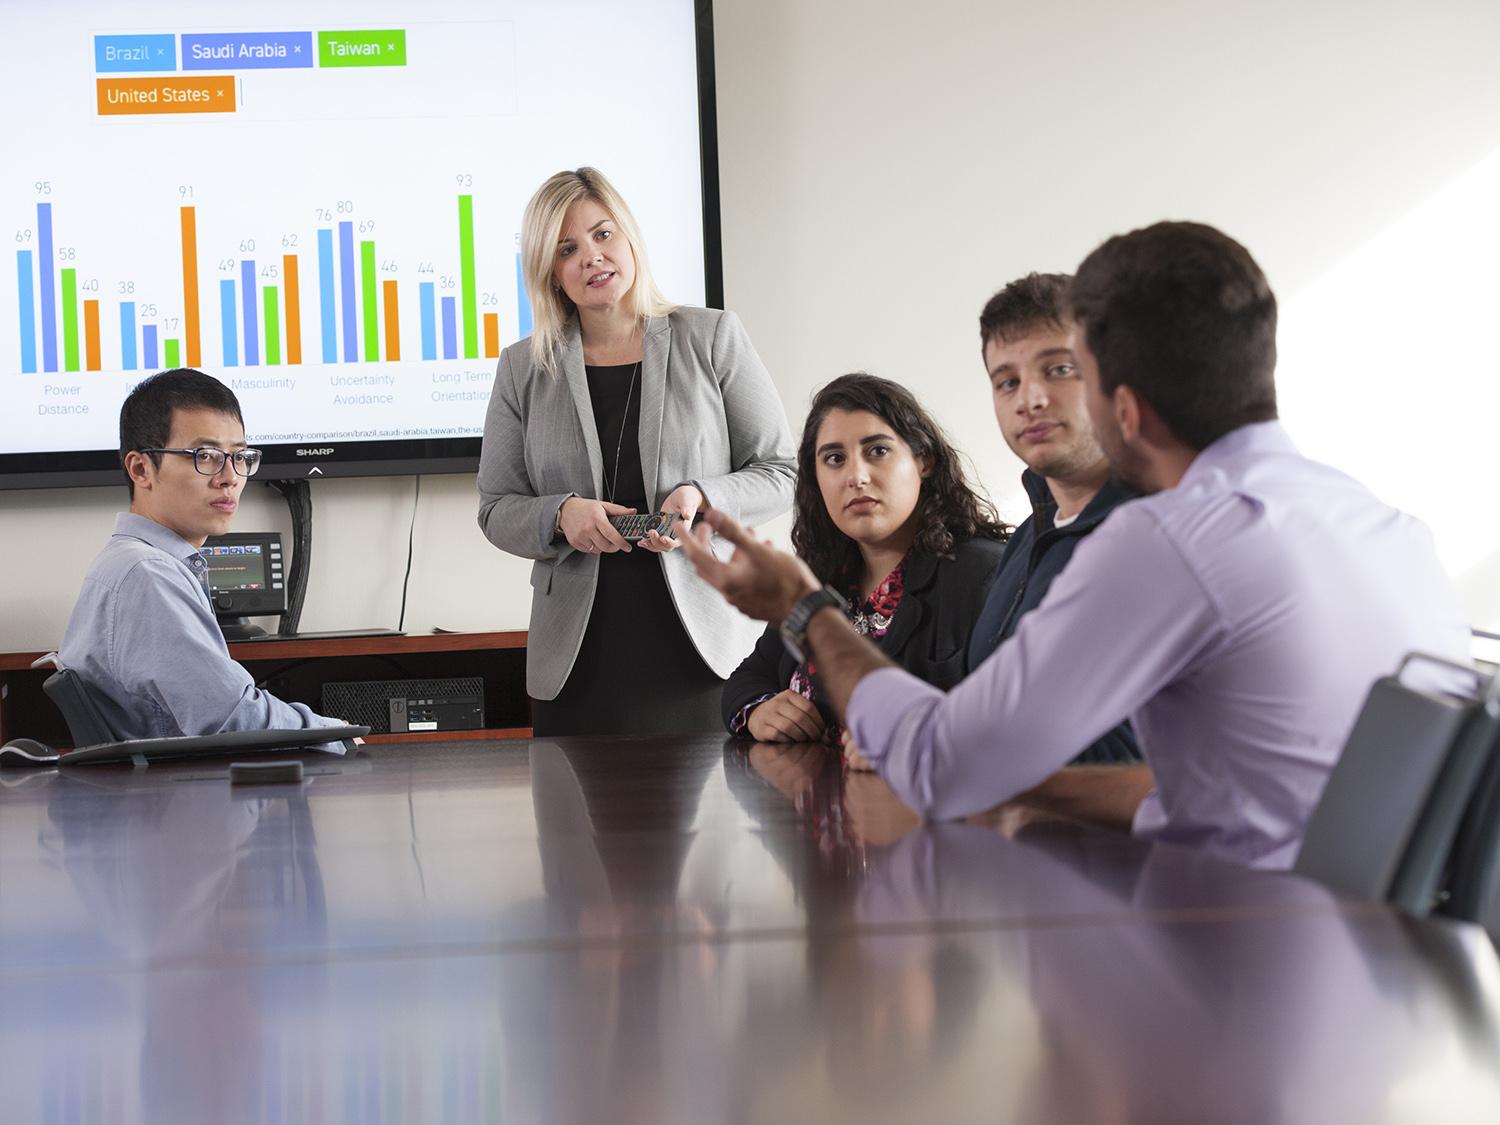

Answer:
[398,475,421,633]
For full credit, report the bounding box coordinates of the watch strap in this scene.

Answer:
[780,585,849,664]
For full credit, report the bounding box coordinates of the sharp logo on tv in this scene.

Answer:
[297,448,336,457]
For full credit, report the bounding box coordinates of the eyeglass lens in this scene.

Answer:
[193,448,262,476]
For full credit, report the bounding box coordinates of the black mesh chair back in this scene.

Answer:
[1389,696,1500,913]
[42,668,119,748]
[1295,653,1494,911]
[1439,720,1500,927]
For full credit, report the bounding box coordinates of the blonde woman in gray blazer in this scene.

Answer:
[478,168,795,736]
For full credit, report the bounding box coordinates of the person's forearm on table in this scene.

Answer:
[1009,764,1155,832]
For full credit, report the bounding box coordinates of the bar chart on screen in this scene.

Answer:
[2,1,707,462]
[1,4,542,455]
[15,190,528,376]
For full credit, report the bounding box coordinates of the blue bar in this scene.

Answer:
[119,301,137,371]
[317,228,336,363]
[37,203,56,373]
[16,251,36,373]
[440,296,457,360]
[181,32,313,70]
[419,282,436,361]
[240,259,259,366]
[220,279,238,367]
[516,253,532,337]
[142,324,159,369]
[338,221,357,362]
[94,34,175,73]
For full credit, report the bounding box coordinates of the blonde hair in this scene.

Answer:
[520,167,677,375]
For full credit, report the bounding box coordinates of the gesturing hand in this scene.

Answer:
[677,508,819,624]
[747,689,827,743]
[559,497,635,554]
[639,483,704,554]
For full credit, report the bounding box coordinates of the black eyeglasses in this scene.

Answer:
[139,447,263,477]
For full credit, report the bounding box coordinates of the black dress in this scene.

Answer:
[530,363,725,737]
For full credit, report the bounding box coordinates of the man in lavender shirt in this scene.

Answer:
[681,222,1470,869]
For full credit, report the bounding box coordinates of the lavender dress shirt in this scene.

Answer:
[58,513,345,741]
[847,422,1471,869]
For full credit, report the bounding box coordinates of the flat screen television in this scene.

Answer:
[0,0,721,489]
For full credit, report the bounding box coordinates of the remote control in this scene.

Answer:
[228,760,305,784]
[608,512,682,542]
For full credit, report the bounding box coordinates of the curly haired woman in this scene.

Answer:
[723,374,1009,743]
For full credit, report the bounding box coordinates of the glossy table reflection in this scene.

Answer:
[3,736,1499,1124]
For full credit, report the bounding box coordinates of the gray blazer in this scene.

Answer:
[477,306,796,700]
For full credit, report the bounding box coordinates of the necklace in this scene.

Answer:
[603,360,640,504]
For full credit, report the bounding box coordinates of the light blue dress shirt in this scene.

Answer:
[848,422,1472,869]
[58,512,345,741]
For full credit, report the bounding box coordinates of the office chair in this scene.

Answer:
[1438,720,1500,928]
[43,665,119,748]
[1295,652,1500,915]
[0,653,367,767]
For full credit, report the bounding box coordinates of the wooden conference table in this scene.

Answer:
[2,736,1499,1123]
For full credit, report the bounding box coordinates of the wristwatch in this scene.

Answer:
[779,585,849,664]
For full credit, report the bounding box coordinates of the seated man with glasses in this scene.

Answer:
[58,368,347,741]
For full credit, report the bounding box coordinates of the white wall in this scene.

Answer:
[4,0,1500,651]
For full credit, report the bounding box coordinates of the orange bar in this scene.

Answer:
[382,279,400,362]
[483,312,499,358]
[83,300,101,371]
[283,254,302,365]
[96,75,236,117]
[180,207,201,367]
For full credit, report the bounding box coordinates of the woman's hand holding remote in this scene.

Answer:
[559,497,635,554]
[639,484,704,554]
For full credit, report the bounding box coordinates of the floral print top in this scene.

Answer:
[732,552,911,742]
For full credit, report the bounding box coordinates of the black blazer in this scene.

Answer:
[722,537,1007,733]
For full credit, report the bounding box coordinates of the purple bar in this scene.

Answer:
[142,324,159,369]
[37,203,57,373]
[181,32,313,70]
[338,221,357,363]
[440,295,457,360]
[240,259,259,366]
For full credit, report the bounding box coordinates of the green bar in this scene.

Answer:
[61,268,79,371]
[361,241,378,361]
[318,29,406,68]
[263,285,280,366]
[459,194,477,359]
[164,338,180,367]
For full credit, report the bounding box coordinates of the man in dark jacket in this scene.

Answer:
[969,274,1141,763]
